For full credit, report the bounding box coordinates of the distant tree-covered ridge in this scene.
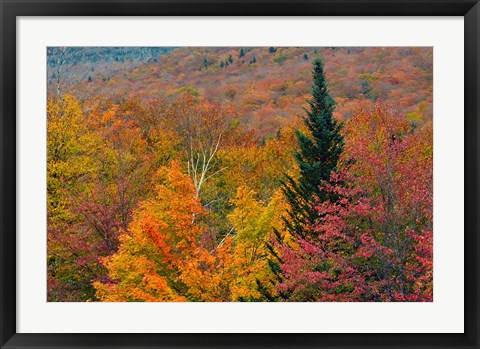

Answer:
[47,47,174,67]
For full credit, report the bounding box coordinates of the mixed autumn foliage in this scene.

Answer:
[47,47,433,302]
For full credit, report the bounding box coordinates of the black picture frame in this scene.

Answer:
[1,0,478,348]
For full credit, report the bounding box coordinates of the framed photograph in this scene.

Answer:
[1,0,478,348]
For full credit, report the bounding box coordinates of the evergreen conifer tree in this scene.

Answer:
[281,57,344,239]
[258,58,344,301]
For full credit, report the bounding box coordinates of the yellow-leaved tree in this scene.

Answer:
[225,187,286,301]
[177,186,287,302]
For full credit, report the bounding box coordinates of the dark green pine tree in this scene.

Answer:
[282,57,344,239]
[257,58,344,301]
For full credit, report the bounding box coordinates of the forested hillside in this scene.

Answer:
[48,47,432,136]
[47,47,433,302]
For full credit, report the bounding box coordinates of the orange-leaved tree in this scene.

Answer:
[94,162,210,301]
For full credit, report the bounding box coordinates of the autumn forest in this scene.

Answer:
[47,47,433,302]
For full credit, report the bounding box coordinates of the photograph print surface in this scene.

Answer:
[47,47,433,302]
